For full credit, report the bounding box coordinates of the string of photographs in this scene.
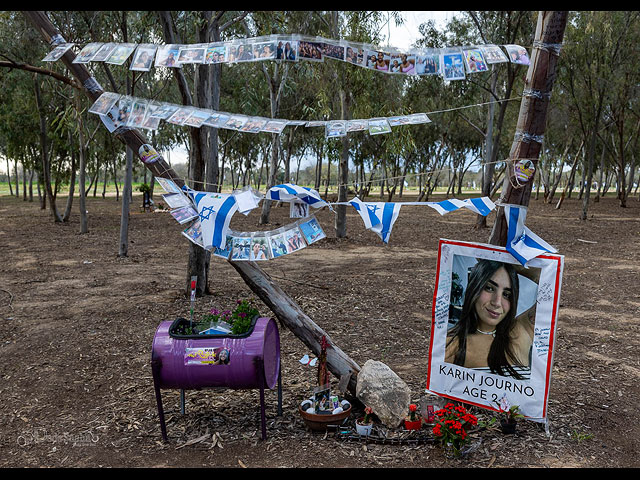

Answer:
[42,34,531,83]
[155,177,506,263]
[88,91,432,139]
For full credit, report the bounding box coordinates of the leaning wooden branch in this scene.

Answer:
[22,10,361,396]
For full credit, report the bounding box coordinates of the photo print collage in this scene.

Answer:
[47,34,530,83]
[88,90,433,139]
[153,176,326,263]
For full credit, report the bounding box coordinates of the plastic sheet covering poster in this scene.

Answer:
[426,239,564,423]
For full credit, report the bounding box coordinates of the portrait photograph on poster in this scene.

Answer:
[426,239,564,423]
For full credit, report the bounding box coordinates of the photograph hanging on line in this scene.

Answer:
[415,52,440,75]
[149,103,179,120]
[213,234,234,260]
[182,220,204,247]
[297,38,324,61]
[105,43,137,65]
[126,99,148,127]
[262,119,288,134]
[72,42,103,63]
[42,43,75,62]
[156,177,182,194]
[91,42,118,62]
[481,45,509,64]
[170,206,199,225]
[426,239,564,422]
[284,226,306,254]
[275,38,297,61]
[252,41,277,61]
[162,192,192,209]
[441,51,466,81]
[504,44,530,65]
[345,43,365,66]
[183,109,212,128]
[463,48,489,73]
[325,121,347,139]
[368,118,392,135]
[205,44,227,64]
[289,201,309,219]
[240,117,268,133]
[166,107,195,125]
[250,235,271,261]
[298,216,326,245]
[366,50,390,72]
[230,234,252,261]
[88,92,121,116]
[177,45,206,64]
[267,229,289,259]
[346,119,368,132]
[155,44,181,68]
[203,112,231,129]
[130,45,157,71]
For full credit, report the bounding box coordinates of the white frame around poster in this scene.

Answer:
[426,239,564,423]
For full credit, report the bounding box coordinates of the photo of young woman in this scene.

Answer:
[444,258,540,380]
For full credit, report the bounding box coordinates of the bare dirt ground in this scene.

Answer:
[0,191,639,469]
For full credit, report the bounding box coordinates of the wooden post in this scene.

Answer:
[488,11,568,247]
[23,10,361,395]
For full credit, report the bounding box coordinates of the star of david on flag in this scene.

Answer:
[349,197,402,244]
[182,188,238,250]
[265,183,330,209]
[503,203,557,266]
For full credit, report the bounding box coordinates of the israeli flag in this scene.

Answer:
[265,183,329,209]
[349,197,402,244]
[427,197,495,216]
[503,204,557,266]
[183,189,238,250]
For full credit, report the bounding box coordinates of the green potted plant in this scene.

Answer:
[496,402,524,434]
[404,403,422,430]
[431,402,478,457]
[355,406,374,436]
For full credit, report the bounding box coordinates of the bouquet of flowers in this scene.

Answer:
[431,402,478,456]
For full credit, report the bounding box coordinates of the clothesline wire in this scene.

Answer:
[164,95,525,192]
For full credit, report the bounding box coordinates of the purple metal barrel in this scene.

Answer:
[151,317,280,390]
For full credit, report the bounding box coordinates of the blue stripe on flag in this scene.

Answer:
[468,197,492,216]
[437,199,459,212]
[380,203,396,242]
[211,196,237,249]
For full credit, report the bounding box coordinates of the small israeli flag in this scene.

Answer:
[503,203,557,266]
[349,197,402,244]
[183,189,238,250]
[265,183,329,209]
[427,197,495,216]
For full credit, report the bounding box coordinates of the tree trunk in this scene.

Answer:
[488,11,568,246]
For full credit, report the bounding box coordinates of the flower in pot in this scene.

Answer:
[355,406,374,436]
[496,402,524,434]
[404,403,422,430]
[431,402,478,457]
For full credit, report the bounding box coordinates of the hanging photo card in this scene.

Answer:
[415,52,440,75]
[441,51,466,81]
[205,43,227,64]
[390,53,416,75]
[225,115,249,130]
[262,119,288,134]
[250,234,271,261]
[290,201,309,218]
[203,112,231,129]
[170,205,199,225]
[284,226,306,254]
[267,229,289,259]
[406,113,431,125]
[105,43,137,65]
[366,50,390,72]
[322,40,345,61]
[240,117,268,133]
[213,234,234,260]
[463,48,489,73]
[72,42,103,63]
[325,121,347,139]
[368,118,392,136]
[113,96,134,128]
[388,115,412,127]
[504,44,530,65]
[297,37,324,62]
[88,92,121,116]
[126,99,148,127]
[228,42,254,63]
[156,177,182,194]
[42,43,75,62]
[182,219,204,247]
[155,44,181,68]
[130,44,157,71]
[149,103,179,120]
[426,239,564,423]
[346,119,368,132]
[481,45,509,64]
[252,41,277,61]
[275,37,298,61]
[177,44,207,64]
[298,215,326,245]
[344,42,366,66]
[230,234,252,261]
[163,192,192,209]
[166,107,195,126]
[183,109,212,128]
[91,42,118,62]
